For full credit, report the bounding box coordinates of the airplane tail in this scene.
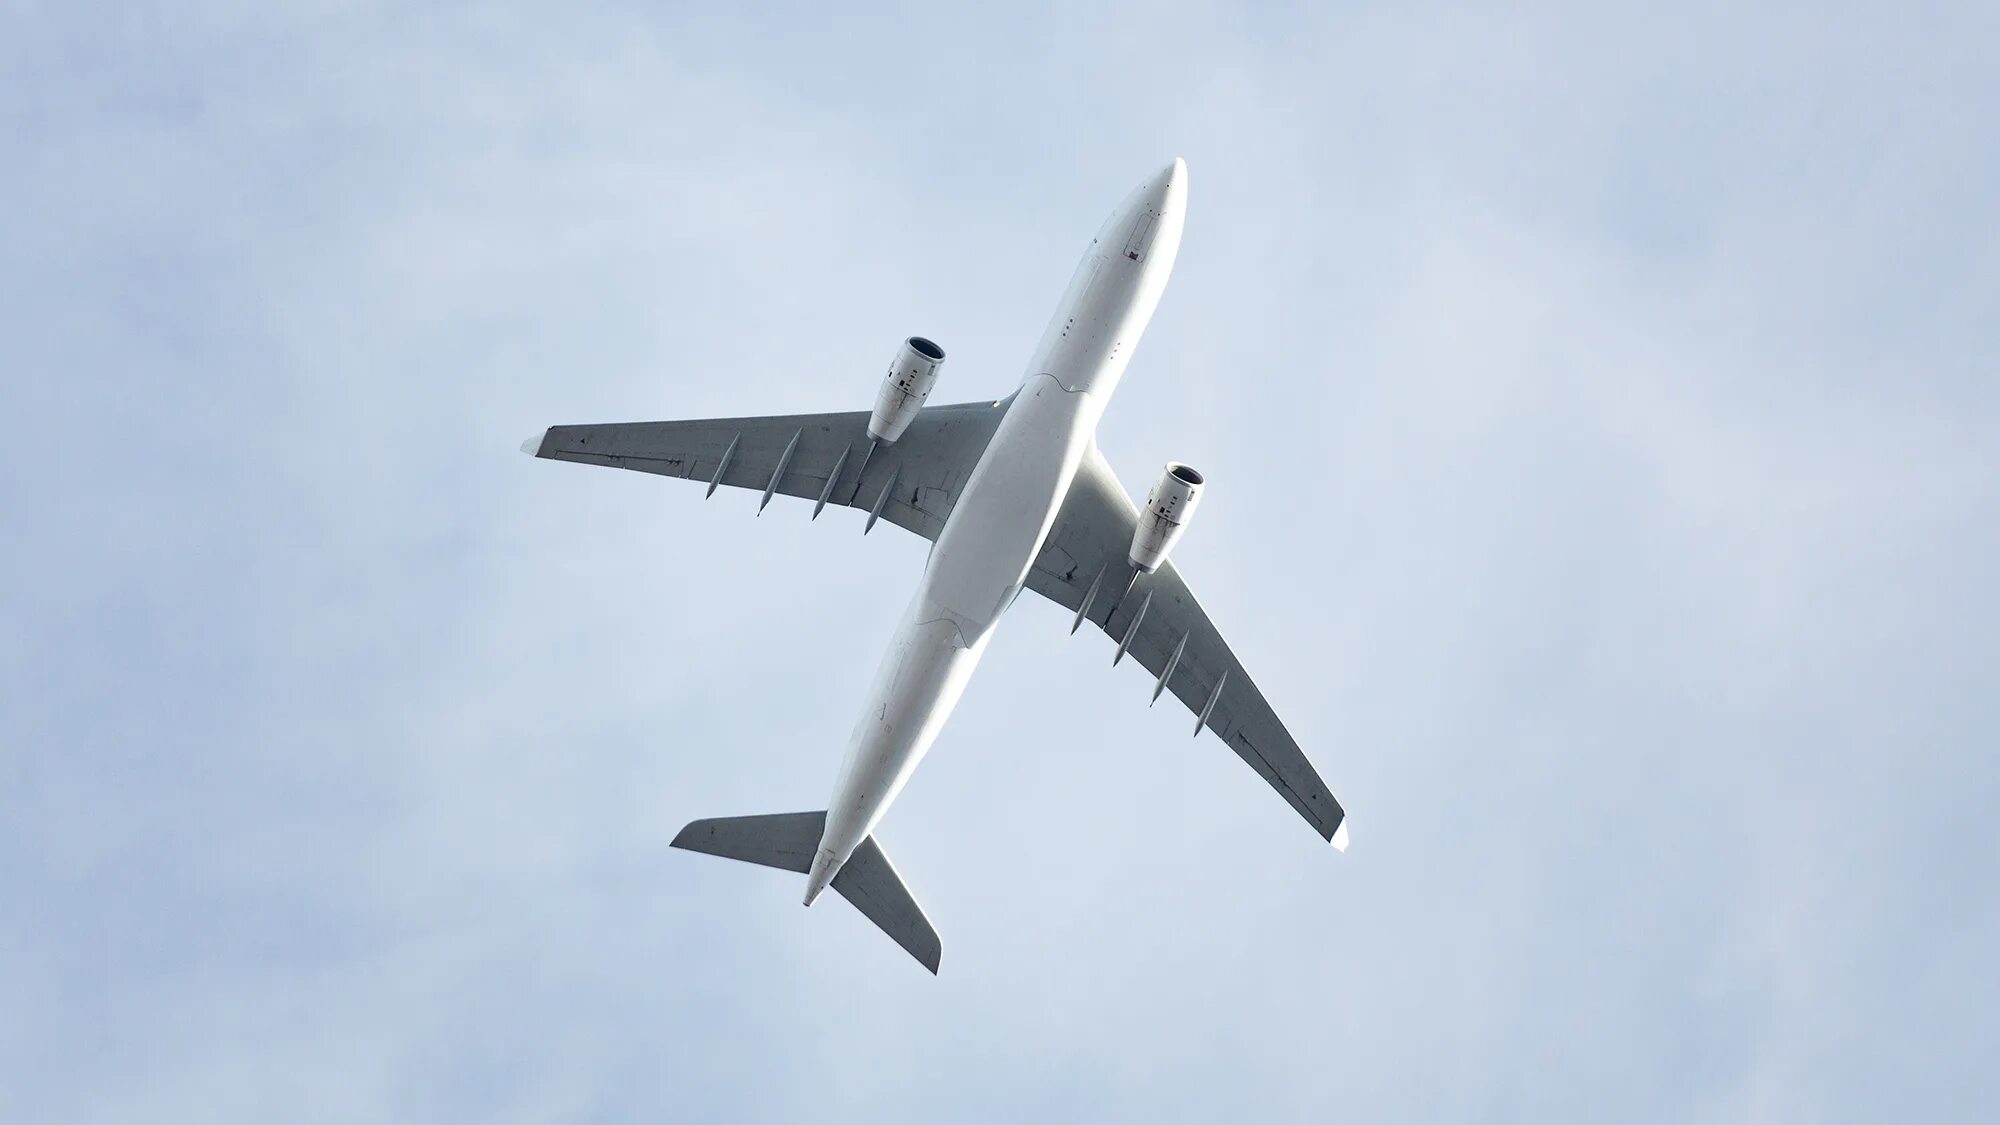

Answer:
[671,811,942,974]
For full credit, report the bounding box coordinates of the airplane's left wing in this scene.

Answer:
[1024,445,1349,847]
[523,400,1010,540]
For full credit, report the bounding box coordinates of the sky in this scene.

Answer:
[3,2,1996,1121]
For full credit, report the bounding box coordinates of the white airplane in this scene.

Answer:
[522,159,1346,973]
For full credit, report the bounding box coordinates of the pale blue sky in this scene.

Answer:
[4,3,1995,1121]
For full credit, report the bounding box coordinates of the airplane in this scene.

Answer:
[521,158,1347,973]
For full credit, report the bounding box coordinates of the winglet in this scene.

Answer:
[1331,818,1350,852]
[519,430,548,456]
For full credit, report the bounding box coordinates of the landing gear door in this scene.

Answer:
[1123,209,1160,263]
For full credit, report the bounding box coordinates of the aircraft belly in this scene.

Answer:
[922,384,1092,635]
[820,611,987,861]
[817,386,1091,869]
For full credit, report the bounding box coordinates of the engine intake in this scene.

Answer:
[868,336,946,443]
[1129,462,1204,572]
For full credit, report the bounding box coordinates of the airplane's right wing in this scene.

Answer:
[1023,445,1348,847]
[523,399,1010,540]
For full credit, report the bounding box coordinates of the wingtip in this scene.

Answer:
[1331,819,1350,852]
[519,429,547,456]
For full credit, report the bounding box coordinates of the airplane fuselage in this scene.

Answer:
[804,161,1190,903]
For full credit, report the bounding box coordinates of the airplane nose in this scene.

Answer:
[1096,158,1189,267]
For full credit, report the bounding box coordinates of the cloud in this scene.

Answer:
[3,2,1994,1121]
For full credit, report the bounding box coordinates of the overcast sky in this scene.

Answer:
[4,2,1996,1121]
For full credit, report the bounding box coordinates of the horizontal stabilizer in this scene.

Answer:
[831,836,942,974]
[671,811,825,874]
[671,811,942,973]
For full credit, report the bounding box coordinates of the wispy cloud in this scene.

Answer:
[3,3,1994,1122]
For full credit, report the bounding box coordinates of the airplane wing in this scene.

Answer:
[523,400,1010,540]
[1024,445,1349,847]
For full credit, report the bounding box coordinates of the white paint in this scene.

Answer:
[867,336,946,443]
[803,159,1189,905]
[1128,462,1205,572]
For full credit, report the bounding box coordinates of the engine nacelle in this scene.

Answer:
[1129,462,1204,572]
[868,336,946,443]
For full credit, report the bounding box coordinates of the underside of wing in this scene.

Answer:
[523,400,1010,540]
[1025,446,1348,847]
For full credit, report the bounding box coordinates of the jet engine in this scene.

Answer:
[868,336,946,443]
[1129,462,1204,572]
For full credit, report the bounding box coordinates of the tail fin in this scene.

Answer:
[672,812,942,974]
